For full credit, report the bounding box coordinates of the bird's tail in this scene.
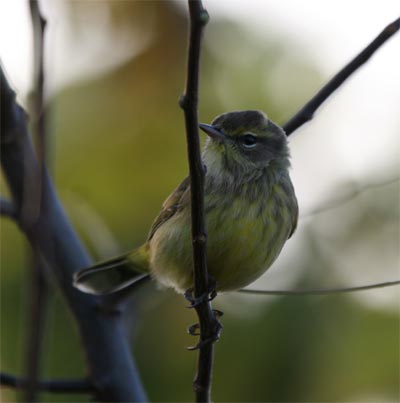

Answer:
[73,245,150,295]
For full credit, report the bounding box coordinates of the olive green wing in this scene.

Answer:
[288,202,298,239]
[288,184,299,239]
[147,176,190,241]
[279,177,298,239]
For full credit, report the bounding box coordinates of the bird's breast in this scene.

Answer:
[204,186,287,290]
[149,176,296,293]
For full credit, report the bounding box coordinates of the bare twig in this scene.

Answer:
[24,2,49,401]
[29,0,47,160]
[0,197,17,219]
[240,178,400,296]
[239,280,400,296]
[283,17,400,136]
[0,372,93,394]
[24,252,49,403]
[301,177,399,218]
[179,1,218,402]
[1,67,147,402]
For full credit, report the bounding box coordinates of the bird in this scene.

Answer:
[73,110,298,298]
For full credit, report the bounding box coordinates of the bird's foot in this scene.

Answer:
[184,276,217,308]
[187,322,200,336]
[186,309,224,350]
[212,308,224,319]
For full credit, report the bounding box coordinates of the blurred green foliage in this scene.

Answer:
[1,1,398,402]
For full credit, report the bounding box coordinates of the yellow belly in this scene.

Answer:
[148,189,293,293]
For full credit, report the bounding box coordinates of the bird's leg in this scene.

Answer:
[184,275,217,308]
[187,309,223,351]
[185,276,223,349]
[186,309,223,337]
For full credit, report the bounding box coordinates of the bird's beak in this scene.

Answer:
[199,123,225,142]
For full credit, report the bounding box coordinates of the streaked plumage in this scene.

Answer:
[74,110,298,295]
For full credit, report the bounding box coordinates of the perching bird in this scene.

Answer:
[74,110,298,296]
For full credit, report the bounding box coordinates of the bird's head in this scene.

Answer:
[200,110,289,180]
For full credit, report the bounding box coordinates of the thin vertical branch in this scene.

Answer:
[24,253,49,403]
[24,2,49,401]
[180,1,218,402]
[30,0,47,161]
[283,17,400,136]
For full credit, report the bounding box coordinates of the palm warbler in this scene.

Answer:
[74,110,298,295]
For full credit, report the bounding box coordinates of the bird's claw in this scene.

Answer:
[187,323,200,336]
[184,276,217,308]
[186,309,223,350]
[212,308,224,319]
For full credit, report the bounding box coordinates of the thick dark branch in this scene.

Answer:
[240,280,400,296]
[0,68,147,402]
[0,197,17,219]
[283,17,400,136]
[0,373,93,394]
[180,1,217,402]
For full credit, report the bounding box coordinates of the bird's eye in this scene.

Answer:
[241,134,257,148]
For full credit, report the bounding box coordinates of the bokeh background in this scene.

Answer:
[1,1,399,402]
